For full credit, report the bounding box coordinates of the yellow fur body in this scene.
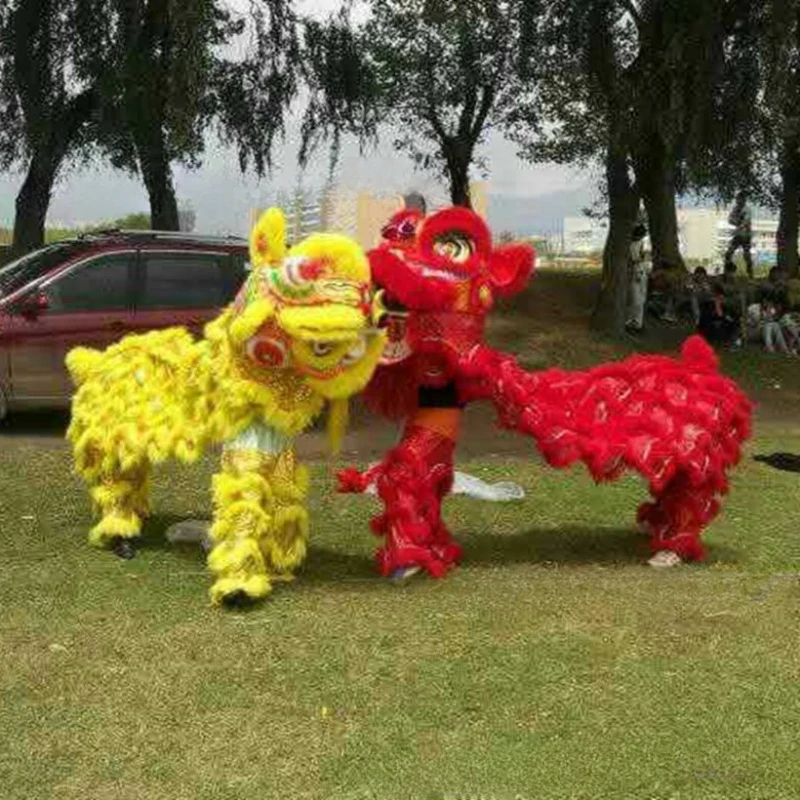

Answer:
[67,209,384,606]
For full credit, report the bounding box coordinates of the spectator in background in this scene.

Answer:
[755,266,800,350]
[759,266,788,305]
[725,191,754,279]
[722,261,750,326]
[747,296,794,354]
[648,261,680,323]
[625,221,650,335]
[687,266,711,326]
[699,282,742,348]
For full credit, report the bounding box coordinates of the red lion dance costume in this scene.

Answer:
[339,206,754,579]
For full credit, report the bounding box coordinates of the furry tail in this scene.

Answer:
[680,334,719,372]
[65,347,102,387]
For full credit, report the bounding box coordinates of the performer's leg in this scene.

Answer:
[637,474,719,564]
[258,449,310,580]
[207,449,273,607]
[724,238,737,270]
[373,406,462,579]
[742,239,754,279]
[88,464,151,559]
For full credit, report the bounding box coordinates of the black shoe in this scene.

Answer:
[110,536,137,560]
[754,453,800,473]
[221,590,256,609]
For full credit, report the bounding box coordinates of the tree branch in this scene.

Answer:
[426,105,449,144]
[458,82,479,141]
[470,84,495,140]
[622,0,641,29]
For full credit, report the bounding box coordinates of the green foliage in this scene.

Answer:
[0,0,108,170]
[0,213,152,245]
[95,0,301,178]
[302,0,538,204]
[110,212,151,230]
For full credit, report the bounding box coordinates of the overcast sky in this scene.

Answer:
[0,0,592,235]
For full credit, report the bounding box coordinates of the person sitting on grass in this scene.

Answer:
[698,282,742,348]
[746,297,795,354]
[756,267,800,351]
[648,261,680,323]
[687,266,711,326]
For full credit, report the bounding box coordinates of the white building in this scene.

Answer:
[563,207,778,269]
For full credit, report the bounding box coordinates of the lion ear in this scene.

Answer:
[488,243,535,297]
[249,207,287,269]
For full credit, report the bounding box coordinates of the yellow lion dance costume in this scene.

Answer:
[67,208,385,607]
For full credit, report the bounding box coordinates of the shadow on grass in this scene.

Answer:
[0,409,69,438]
[132,515,741,587]
[461,524,739,568]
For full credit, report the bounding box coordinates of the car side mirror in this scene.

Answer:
[17,290,49,319]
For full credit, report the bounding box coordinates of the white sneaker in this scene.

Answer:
[391,565,422,583]
[648,550,682,568]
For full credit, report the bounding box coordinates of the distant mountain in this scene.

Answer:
[486,187,599,237]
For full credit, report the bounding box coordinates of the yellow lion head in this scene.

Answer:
[221,207,385,448]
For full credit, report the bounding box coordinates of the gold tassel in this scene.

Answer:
[326,398,349,456]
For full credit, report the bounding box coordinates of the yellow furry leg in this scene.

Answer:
[207,439,310,606]
[87,465,151,547]
[260,452,310,575]
[207,452,273,606]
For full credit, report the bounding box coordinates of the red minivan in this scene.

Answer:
[0,230,249,418]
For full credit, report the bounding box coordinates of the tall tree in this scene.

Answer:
[622,1,738,272]
[100,0,301,229]
[761,0,800,277]
[302,0,534,208]
[514,0,741,334]
[512,0,641,336]
[0,0,107,253]
[683,0,800,278]
[0,0,302,248]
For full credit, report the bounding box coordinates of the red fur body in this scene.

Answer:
[340,207,754,576]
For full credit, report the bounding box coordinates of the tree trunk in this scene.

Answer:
[777,140,800,278]
[12,157,57,254]
[136,135,179,230]
[634,134,684,271]
[447,161,472,208]
[591,147,639,337]
[443,141,473,208]
[10,89,97,254]
[142,165,179,230]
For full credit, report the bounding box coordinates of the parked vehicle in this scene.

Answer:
[0,230,249,418]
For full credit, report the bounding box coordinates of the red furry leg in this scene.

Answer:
[637,474,720,561]
[372,422,461,578]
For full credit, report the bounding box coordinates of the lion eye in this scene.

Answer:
[311,341,335,357]
[434,234,473,264]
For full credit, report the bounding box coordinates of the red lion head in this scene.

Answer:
[371,206,534,317]
[365,206,535,416]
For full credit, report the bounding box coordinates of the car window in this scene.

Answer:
[227,252,249,298]
[140,251,240,310]
[44,253,133,313]
[0,241,89,297]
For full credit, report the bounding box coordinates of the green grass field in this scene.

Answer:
[2,269,800,799]
[1,436,799,800]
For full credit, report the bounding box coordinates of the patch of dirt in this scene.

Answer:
[2,268,795,458]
